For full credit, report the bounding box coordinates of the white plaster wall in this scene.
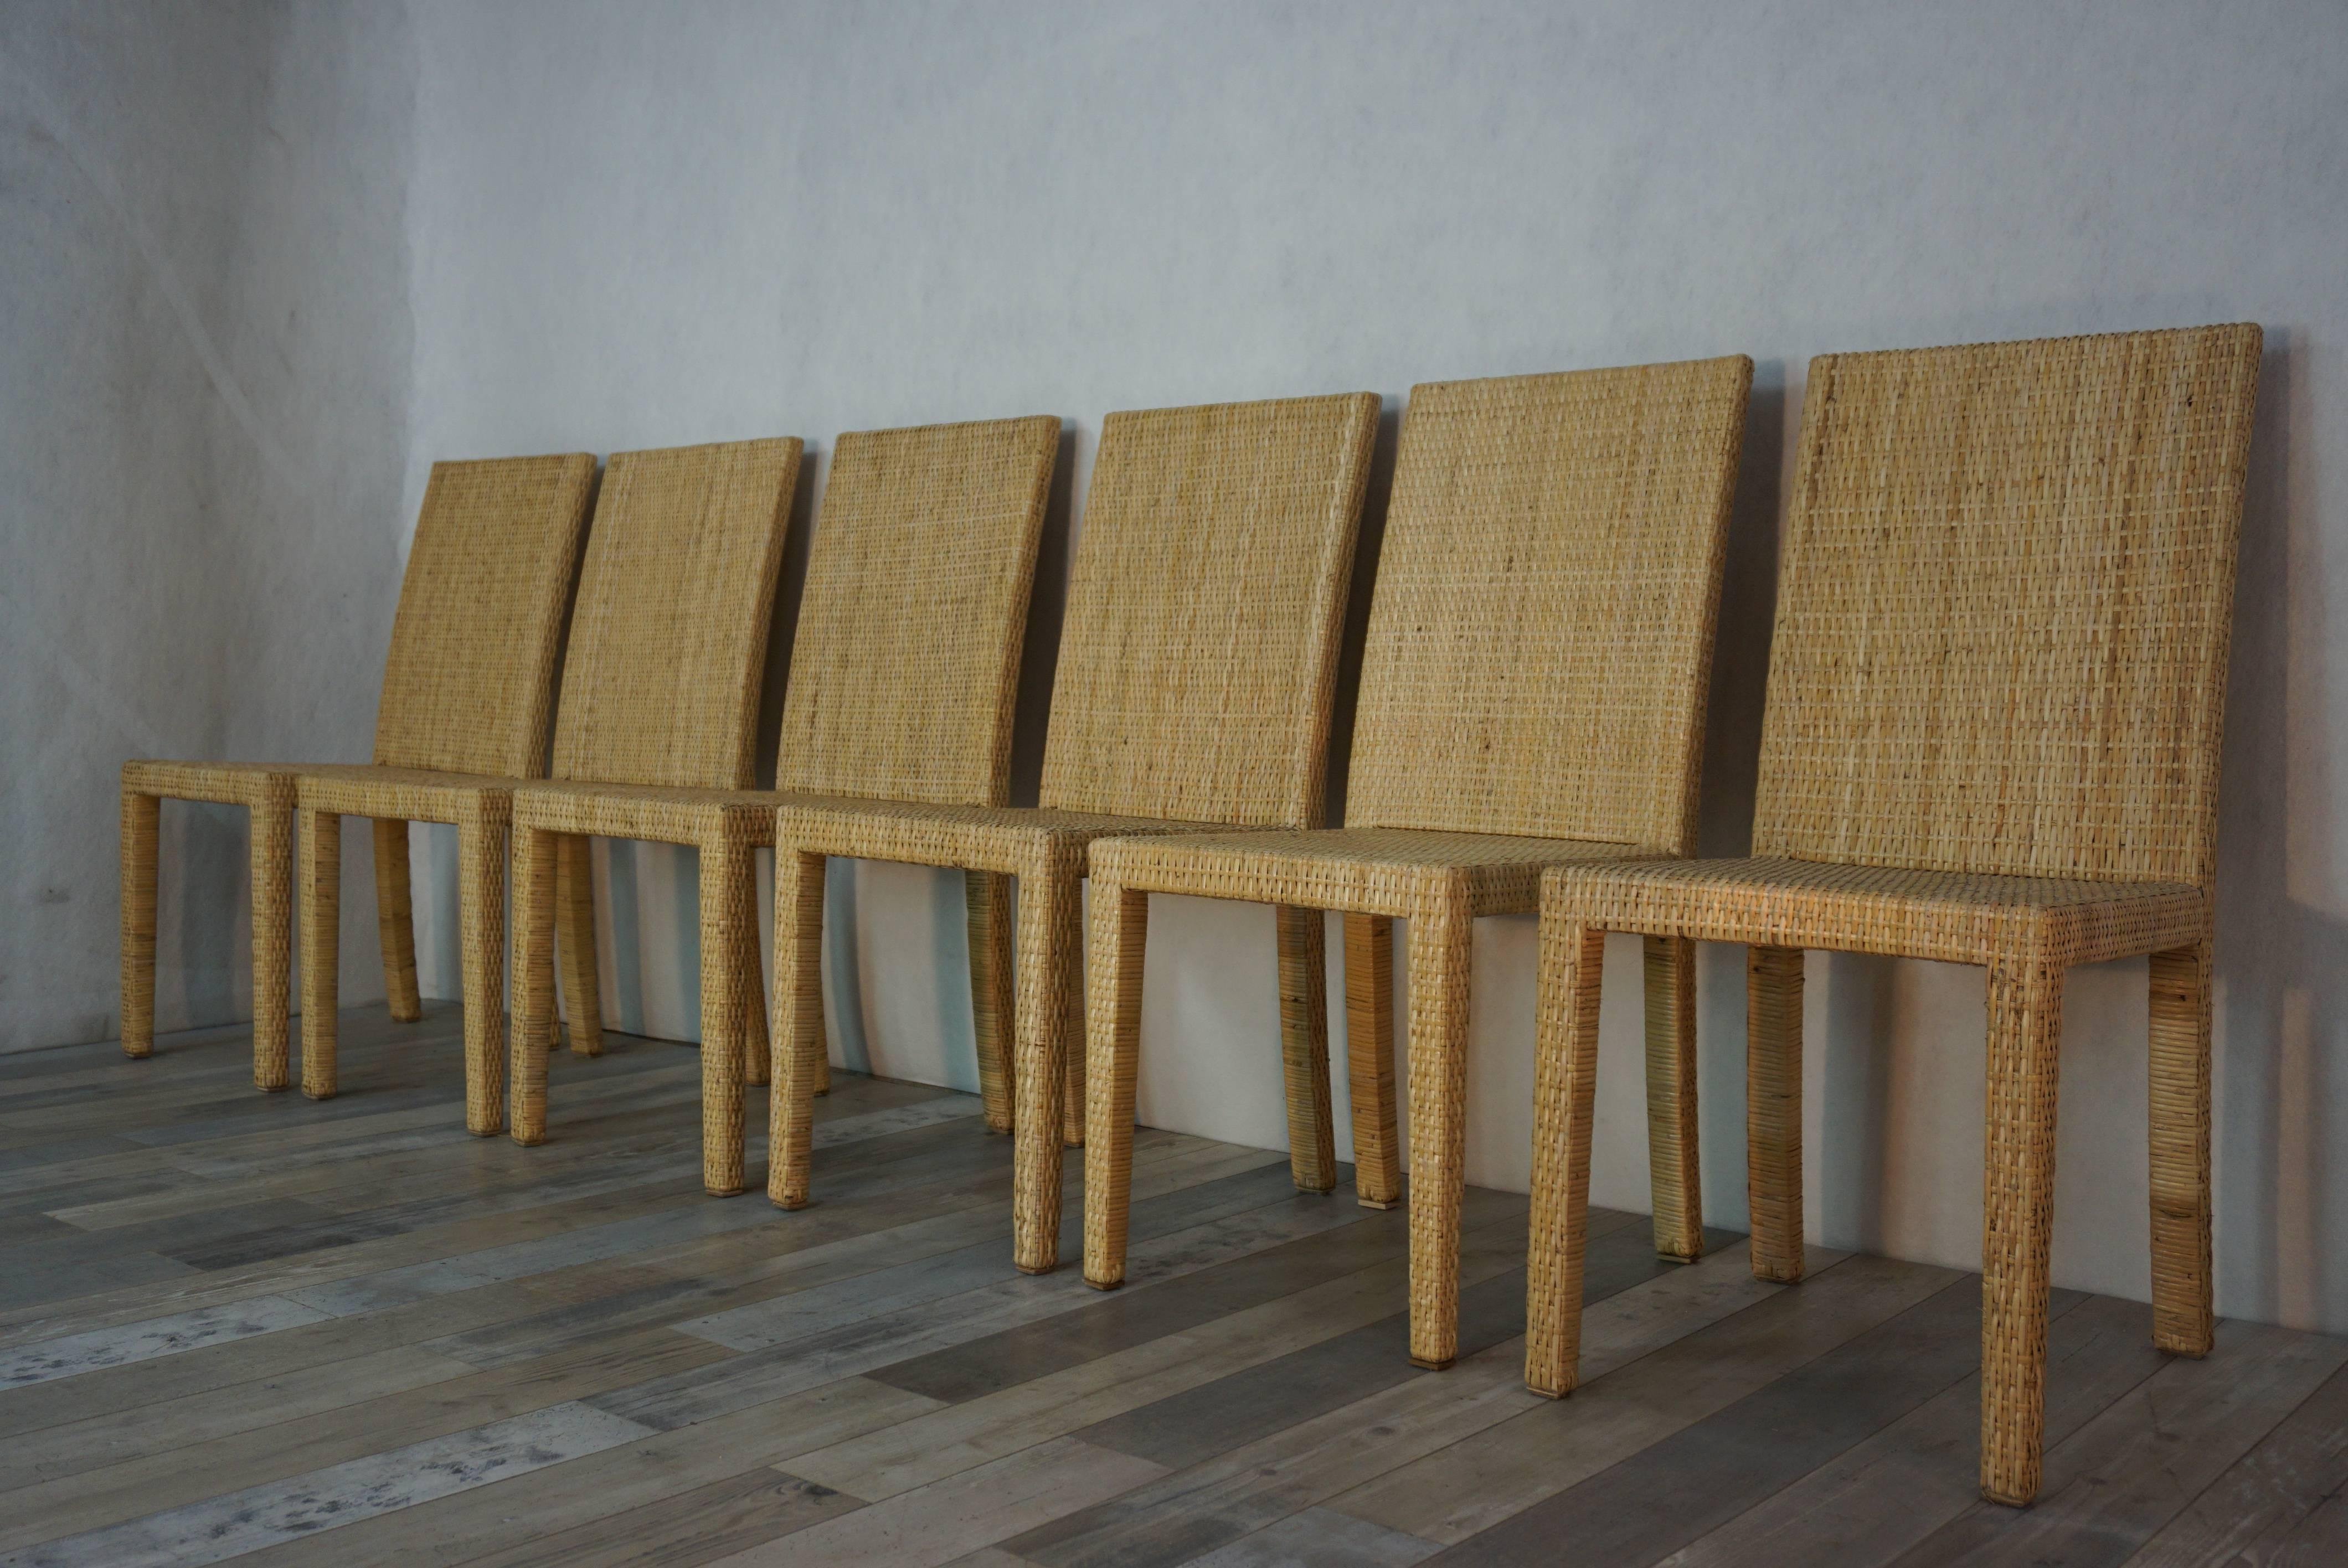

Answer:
[407,0,2348,1332]
[0,1,420,1050]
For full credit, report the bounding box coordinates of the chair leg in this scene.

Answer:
[698,835,753,1196]
[508,826,558,1146]
[1343,912,1402,1209]
[2149,939,2214,1358]
[735,858,770,1090]
[1747,945,1805,1283]
[1980,954,2066,1507]
[1404,880,1474,1369]
[1014,848,1084,1274]
[770,847,827,1209]
[1082,877,1149,1290]
[553,833,604,1057]
[456,816,508,1136]
[251,792,295,1093]
[1526,919,1607,1396]
[296,808,339,1098]
[372,818,422,1023]
[967,870,1017,1133]
[1645,934,1703,1261]
[120,787,159,1059]
[1276,906,1337,1195]
[1060,900,1087,1149]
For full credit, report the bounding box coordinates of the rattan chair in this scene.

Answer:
[773,393,1381,1273]
[294,439,801,1134]
[1080,360,1753,1373]
[1526,325,2262,1507]
[506,416,1059,1195]
[120,455,597,1089]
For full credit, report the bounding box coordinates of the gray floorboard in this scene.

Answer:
[0,1007,2337,1566]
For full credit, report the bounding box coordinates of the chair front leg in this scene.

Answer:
[1082,875,1149,1289]
[1747,945,1805,1283]
[120,786,159,1060]
[455,815,508,1136]
[252,791,295,1092]
[1404,878,1474,1369]
[373,818,422,1023]
[1343,912,1402,1209]
[967,870,1017,1133]
[770,845,828,1210]
[296,808,339,1098]
[1013,846,1084,1274]
[698,834,754,1195]
[553,833,604,1057]
[1276,906,1336,1195]
[1645,934,1704,1261]
[508,826,559,1146]
[1980,953,2066,1507]
[1526,919,1606,1396]
[2149,938,2214,1358]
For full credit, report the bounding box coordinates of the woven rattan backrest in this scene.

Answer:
[549,438,802,790]
[1036,393,1378,828]
[1753,324,2262,890]
[372,453,598,777]
[1344,358,1752,853]
[773,416,1058,805]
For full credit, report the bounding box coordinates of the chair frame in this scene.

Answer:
[1523,324,2263,1507]
[119,453,598,1089]
[770,393,1382,1275]
[1079,358,1754,1371]
[295,439,801,1133]
[505,415,1060,1195]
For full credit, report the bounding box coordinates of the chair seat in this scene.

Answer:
[1543,855,2207,967]
[511,779,773,847]
[295,764,521,827]
[773,797,1199,876]
[123,758,299,809]
[1092,827,1657,919]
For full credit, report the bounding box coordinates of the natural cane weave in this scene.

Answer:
[296,440,800,1135]
[120,454,596,1090]
[508,416,1058,1195]
[1523,324,2262,1509]
[771,393,1381,1276]
[1079,359,1753,1375]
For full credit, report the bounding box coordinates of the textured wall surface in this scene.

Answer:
[0,0,419,1049]
[9,1,2347,1337]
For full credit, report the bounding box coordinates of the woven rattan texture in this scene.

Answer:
[775,416,1058,804]
[1347,358,1751,851]
[1753,326,2262,890]
[1542,855,2207,968]
[1036,393,1379,828]
[372,453,598,776]
[548,439,802,791]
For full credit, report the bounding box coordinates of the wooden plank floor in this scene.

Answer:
[1,1004,2341,1566]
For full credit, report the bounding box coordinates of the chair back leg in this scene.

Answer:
[1277,905,1336,1194]
[1644,934,1703,1260]
[1343,914,1402,1209]
[1747,945,1806,1283]
[372,818,422,1023]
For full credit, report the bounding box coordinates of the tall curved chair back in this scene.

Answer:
[1037,393,1379,828]
[548,439,802,790]
[372,453,598,776]
[775,416,1059,806]
[1753,325,2262,890]
[1345,358,1751,853]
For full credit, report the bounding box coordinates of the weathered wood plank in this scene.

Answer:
[1894,1320,2348,1566]
[1656,1291,2166,1567]
[2116,1355,2348,1564]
